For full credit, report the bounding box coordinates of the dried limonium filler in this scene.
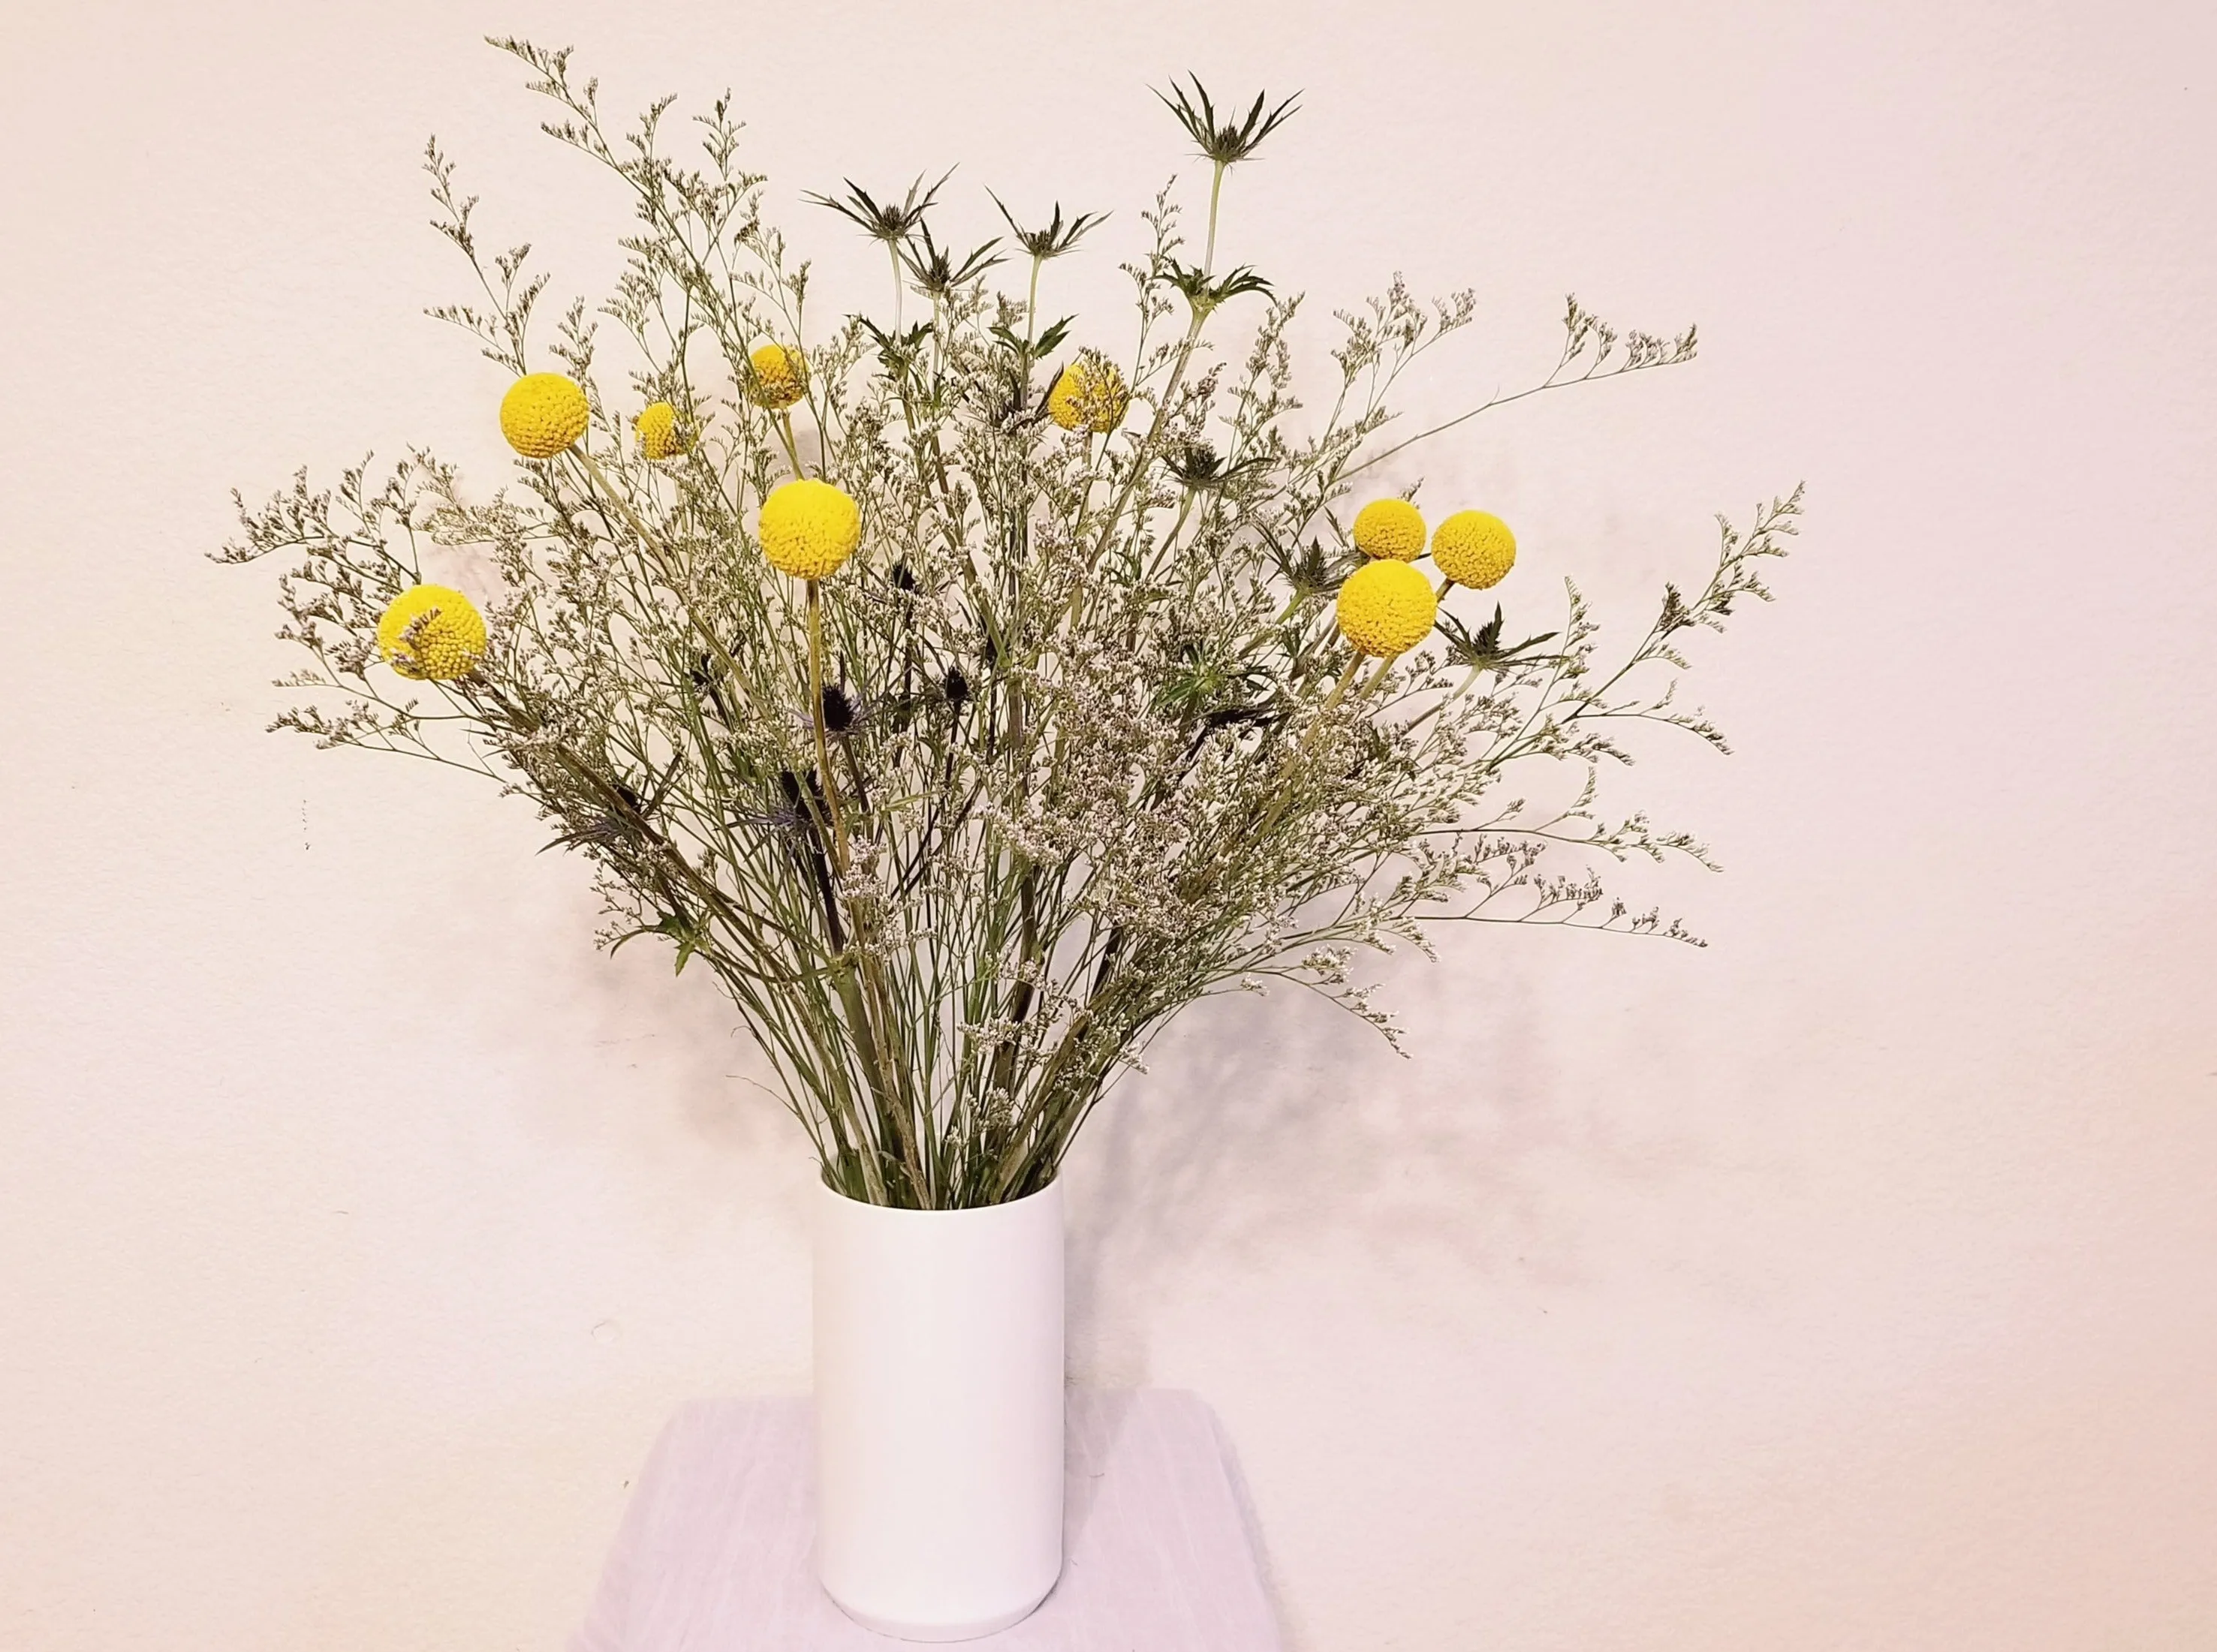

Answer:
[216,40,1804,1209]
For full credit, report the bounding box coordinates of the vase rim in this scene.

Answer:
[814,1175,1061,1217]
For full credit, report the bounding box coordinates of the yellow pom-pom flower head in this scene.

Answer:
[634,402,687,461]
[746,344,809,411]
[499,373,590,459]
[1432,510,1517,589]
[1047,351,1130,433]
[375,584,487,682]
[1351,498,1426,561]
[758,479,861,580]
[1335,560,1438,658]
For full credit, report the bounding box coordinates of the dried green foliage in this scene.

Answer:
[218,41,1802,1208]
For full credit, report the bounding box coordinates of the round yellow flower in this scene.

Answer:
[747,343,809,411]
[634,401,686,461]
[499,372,589,459]
[1351,498,1426,561]
[758,478,861,580]
[1335,560,1438,658]
[1432,510,1517,589]
[1047,352,1129,433]
[376,584,487,682]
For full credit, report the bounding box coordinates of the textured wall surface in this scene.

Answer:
[4,3,2214,1647]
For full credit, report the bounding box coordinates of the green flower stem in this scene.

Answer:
[1203,160,1226,276]
[574,447,750,697]
[1023,254,1043,358]
[776,411,806,482]
[808,577,932,1204]
[1077,159,1234,586]
[806,581,849,867]
[1247,651,1367,841]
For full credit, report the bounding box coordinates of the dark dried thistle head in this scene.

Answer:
[806,169,952,246]
[733,770,814,837]
[899,221,1003,299]
[1155,75,1300,166]
[1165,441,1226,487]
[1262,529,1339,601]
[989,192,1108,261]
[1164,441,1268,492]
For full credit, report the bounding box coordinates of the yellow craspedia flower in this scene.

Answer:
[1351,498,1426,561]
[1432,510,1517,589]
[375,584,487,682]
[1335,559,1438,658]
[746,343,809,411]
[1047,351,1129,433]
[499,372,589,459]
[634,401,686,461]
[758,478,861,580]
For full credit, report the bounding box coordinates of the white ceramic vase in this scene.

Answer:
[812,1178,1066,1641]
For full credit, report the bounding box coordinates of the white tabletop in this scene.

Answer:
[573,1389,1285,1650]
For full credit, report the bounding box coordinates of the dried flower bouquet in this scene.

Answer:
[219,42,1802,1209]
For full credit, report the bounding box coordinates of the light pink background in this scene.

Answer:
[4,3,2214,1648]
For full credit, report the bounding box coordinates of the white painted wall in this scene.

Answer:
[5,3,2214,1647]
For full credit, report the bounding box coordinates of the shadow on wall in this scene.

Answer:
[461,829,1717,1358]
[440,834,812,1208]
[1061,934,1715,1378]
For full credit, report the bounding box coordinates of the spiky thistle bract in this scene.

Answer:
[1155,75,1300,167]
[898,221,1003,302]
[807,169,953,247]
[990,193,1109,262]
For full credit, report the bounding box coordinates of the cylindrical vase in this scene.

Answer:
[812,1177,1065,1641]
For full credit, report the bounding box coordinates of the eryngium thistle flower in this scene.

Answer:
[758,478,861,579]
[1048,351,1130,433]
[1336,559,1438,657]
[1155,75,1300,167]
[1432,510,1517,588]
[990,193,1107,261]
[746,343,809,410]
[499,373,589,458]
[376,584,487,680]
[1352,498,1426,561]
[634,401,685,460]
[806,170,951,248]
